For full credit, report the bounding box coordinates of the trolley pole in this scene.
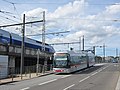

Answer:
[20,14,25,79]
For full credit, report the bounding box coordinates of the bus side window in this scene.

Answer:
[0,34,2,43]
[0,34,2,38]
[67,56,71,67]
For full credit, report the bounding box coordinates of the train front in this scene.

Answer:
[53,52,70,74]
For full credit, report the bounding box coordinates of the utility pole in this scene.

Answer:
[103,43,105,63]
[118,52,120,63]
[79,37,81,52]
[36,49,40,76]
[116,48,118,61]
[42,11,46,73]
[116,48,118,57]
[93,46,95,55]
[20,14,25,79]
[92,45,103,55]
[81,35,84,51]
[83,35,84,51]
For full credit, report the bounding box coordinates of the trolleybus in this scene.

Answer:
[53,50,95,73]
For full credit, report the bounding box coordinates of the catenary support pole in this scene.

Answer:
[42,11,46,74]
[20,14,25,79]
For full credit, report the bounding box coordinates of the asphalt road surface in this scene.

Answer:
[0,63,120,90]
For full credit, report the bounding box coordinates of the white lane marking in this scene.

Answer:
[84,68,89,71]
[97,65,110,73]
[79,76,90,82]
[20,87,30,90]
[38,79,57,86]
[94,63,107,66]
[102,65,110,70]
[61,75,71,79]
[91,72,98,76]
[98,69,103,72]
[114,65,119,67]
[79,65,110,83]
[102,67,106,70]
[63,84,75,90]
[116,73,120,90]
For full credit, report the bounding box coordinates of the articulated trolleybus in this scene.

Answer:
[53,50,95,73]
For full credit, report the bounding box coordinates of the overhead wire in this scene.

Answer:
[2,0,21,20]
[0,14,20,23]
[1,0,120,39]
[3,1,120,6]
[46,16,120,22]
[0,10,21,22]
[1,0,120,23]
[12,3,21,20]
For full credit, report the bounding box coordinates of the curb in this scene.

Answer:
[0,72,54,85]
[39,72,54,77]
[0,81,18,85]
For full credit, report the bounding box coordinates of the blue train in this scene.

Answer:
[0,29,55,53]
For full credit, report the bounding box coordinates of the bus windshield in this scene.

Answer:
[54,53,68,68]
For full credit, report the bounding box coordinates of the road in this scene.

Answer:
[0,63,120,90]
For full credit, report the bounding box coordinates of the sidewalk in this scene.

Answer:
[0,71,53,85]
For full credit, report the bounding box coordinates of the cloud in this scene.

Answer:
[105,3,120,15]
[21,0,120,51]
[22,8,47,18]
[49,0,87,18]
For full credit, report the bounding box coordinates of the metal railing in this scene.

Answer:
[0,64,53,79]
[0,64,53,85]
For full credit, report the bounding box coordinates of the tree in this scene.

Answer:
[95,56,102,63]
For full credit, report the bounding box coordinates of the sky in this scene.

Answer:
[0,0,120,57]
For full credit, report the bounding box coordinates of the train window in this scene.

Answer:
[36,41,42,44]
[36,40,49,46]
